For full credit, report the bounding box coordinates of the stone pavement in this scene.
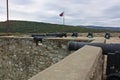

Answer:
[106,37,120,43]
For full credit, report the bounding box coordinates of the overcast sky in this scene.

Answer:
[0,0,120,27]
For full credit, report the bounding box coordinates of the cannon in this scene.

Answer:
[68,41,120,79]
[105,32,110,39]
[71,32,78,37]
[31,34,46,46]
[68,42,120,54]
[33,36,44,46]
[31,34,46,37]
[106,52,120,80]
[46,32,67,37]
[87,32,93,38]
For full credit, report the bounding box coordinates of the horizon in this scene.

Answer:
[1,20,120,28]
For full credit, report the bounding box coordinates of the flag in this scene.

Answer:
[59,12,64,17]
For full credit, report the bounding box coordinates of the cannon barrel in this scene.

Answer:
[46,33,67,37]
[31,34,46,37]
[68,42,120,78]
[68,42,120,54]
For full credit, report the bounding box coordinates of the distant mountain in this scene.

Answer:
[80,25,120,31]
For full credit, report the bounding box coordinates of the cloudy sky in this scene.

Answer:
[0,0,120,27]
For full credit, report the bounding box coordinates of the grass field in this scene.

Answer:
[0,20,114,33]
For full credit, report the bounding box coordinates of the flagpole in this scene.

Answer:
[63,12,65,25]
[62,12,65,33]
[6,0,10,35]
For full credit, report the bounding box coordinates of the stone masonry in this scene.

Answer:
[0,37,71,80]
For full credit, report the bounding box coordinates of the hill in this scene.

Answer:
[0,20,112,33]
[80,25,120,31]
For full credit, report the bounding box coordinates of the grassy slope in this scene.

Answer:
[0,20,109,33]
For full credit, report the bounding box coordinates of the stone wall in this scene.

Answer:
[88,48,104,80]
[0,36,103,80]
[0,37,71,80]
[7,32,120,38]
[29,45,104,80]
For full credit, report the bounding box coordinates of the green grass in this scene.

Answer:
[0,20,110,33]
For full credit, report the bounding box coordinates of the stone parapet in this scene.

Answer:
[29,45,104,80]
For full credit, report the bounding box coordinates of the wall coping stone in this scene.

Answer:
[29,45,102,80]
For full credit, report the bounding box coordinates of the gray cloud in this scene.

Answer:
[0,0,120,27]
[0,6,5,13]
[11,0,33,5]
[104,5,120,18]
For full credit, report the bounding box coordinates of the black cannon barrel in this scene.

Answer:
[46,33,67,37]
[68,42,120,54]
[46,33,57,37]
[31,34,46,37]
